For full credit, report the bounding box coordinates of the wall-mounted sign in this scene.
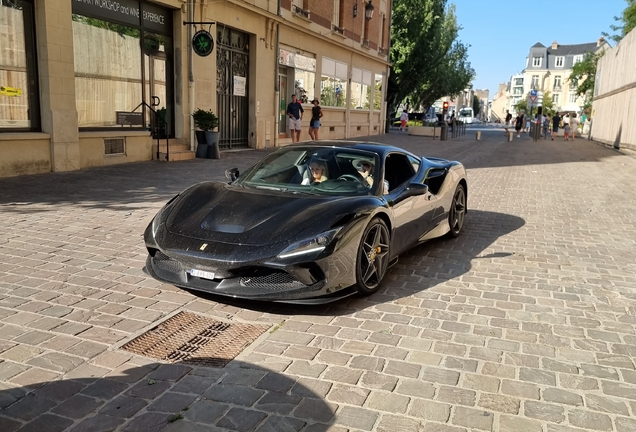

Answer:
[72,0,172,35]
[192,30,214,57]
[233,76,246,96]
[116,111,143,126]
[0,86,22,97]
[279,48,316,72]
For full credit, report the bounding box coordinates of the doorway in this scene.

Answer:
[279,67,288,135]
[216,27,249,149]
[144,32,173,138]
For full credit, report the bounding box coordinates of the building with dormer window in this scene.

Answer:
[507,38,609,114]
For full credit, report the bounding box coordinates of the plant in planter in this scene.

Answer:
[155,107,167,138]
[192,109,220,159]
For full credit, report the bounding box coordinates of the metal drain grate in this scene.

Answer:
[121,312,269,367]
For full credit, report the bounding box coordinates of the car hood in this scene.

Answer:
[165,182,365,246]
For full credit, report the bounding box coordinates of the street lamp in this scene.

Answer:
[365,0,374,20]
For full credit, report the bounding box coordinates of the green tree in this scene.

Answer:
[472,95,480,116]
[515,99,528,114]
[602,0,636,43]
[568,51,603,111]
[541,91,555,117]
[387,0,474,114]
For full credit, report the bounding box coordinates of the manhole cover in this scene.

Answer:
[121,312,269,367]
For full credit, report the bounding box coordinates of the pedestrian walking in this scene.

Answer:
[399,109,408,132]
[551,112,561,140]
[570,113,579,141]
[542,115,550,140]
[515,112,524,138]
[524,114,531,133]
[504,110,512,135]
[563,113,570,128]
[308,99,323,140]
[286,94,304,143]
[563,121,571,141]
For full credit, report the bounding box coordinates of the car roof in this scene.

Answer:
[284,140,417,159]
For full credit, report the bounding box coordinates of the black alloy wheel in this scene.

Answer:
[355,218,390,295]
[447,184,466,237]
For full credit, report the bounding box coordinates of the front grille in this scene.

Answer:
[153,251,183,273]
[239,272,306,290]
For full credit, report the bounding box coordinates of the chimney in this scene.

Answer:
[551,41,558,49]
[597,36,605,47]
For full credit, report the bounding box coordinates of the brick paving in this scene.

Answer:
[1,128,636,431]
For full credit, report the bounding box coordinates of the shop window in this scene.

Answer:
[0,0,39,131]
[72,15,143,128]
[279,48,316,104]
[373,74,383,110]
[321,57,348,108]
[350,68,372,110]
[71,2,173,131]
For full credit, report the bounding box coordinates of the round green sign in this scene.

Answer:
[192,30,214,57]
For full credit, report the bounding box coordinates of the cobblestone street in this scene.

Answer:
[1,129,636,432]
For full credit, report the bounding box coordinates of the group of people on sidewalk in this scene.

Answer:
[503,109,585,141]
[286,94,324,143]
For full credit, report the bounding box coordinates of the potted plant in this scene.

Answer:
[192,109,220,159]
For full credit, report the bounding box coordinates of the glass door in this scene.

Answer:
[279,69,288,135]
[144,32,173,138]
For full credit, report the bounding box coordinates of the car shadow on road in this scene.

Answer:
[0,358,337,432]
[187,209,525,317]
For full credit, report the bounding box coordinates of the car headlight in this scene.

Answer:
[151,194,180,236]
[278,228,342,259]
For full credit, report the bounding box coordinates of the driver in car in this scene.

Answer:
[301,160,328,185]
[356,160,375,187]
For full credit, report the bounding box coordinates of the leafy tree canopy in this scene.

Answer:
[568,51,603,111]
[388,0,475,113]
[602,0,636,43]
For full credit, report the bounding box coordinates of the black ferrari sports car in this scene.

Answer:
[144,141,467,304]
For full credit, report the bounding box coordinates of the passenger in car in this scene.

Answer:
[301,160,329,185]
[355,159,375,187]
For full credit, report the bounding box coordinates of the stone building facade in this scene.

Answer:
[0,0,391,177]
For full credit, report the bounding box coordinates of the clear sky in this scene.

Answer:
[452,0,628,97]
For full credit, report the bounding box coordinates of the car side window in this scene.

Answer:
[384,153,416,193]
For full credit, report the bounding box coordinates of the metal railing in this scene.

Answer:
[132,98,169,161]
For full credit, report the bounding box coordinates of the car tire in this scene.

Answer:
[447,184,466,238]
[355,218,390,295]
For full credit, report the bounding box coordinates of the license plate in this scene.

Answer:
[189,269,215,280]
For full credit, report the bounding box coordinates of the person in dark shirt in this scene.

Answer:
[515,113,524,138]
[286,94,304,143]
[551,113,561,141]
[504,110,512,135]
[308,99,323,140]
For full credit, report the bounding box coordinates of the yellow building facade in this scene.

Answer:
[0,0,391,177]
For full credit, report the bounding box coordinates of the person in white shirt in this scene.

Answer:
[399,110,409,132]
[570,114,579,141]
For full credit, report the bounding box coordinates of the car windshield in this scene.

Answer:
[236,146,380,196]
[459,109,472,117]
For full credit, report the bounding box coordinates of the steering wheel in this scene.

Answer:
[337,174,366,186]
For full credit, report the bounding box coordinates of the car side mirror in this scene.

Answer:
[405,182,429,197]
[225,167,239,182]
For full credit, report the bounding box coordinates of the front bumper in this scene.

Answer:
[144,252,357,304]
